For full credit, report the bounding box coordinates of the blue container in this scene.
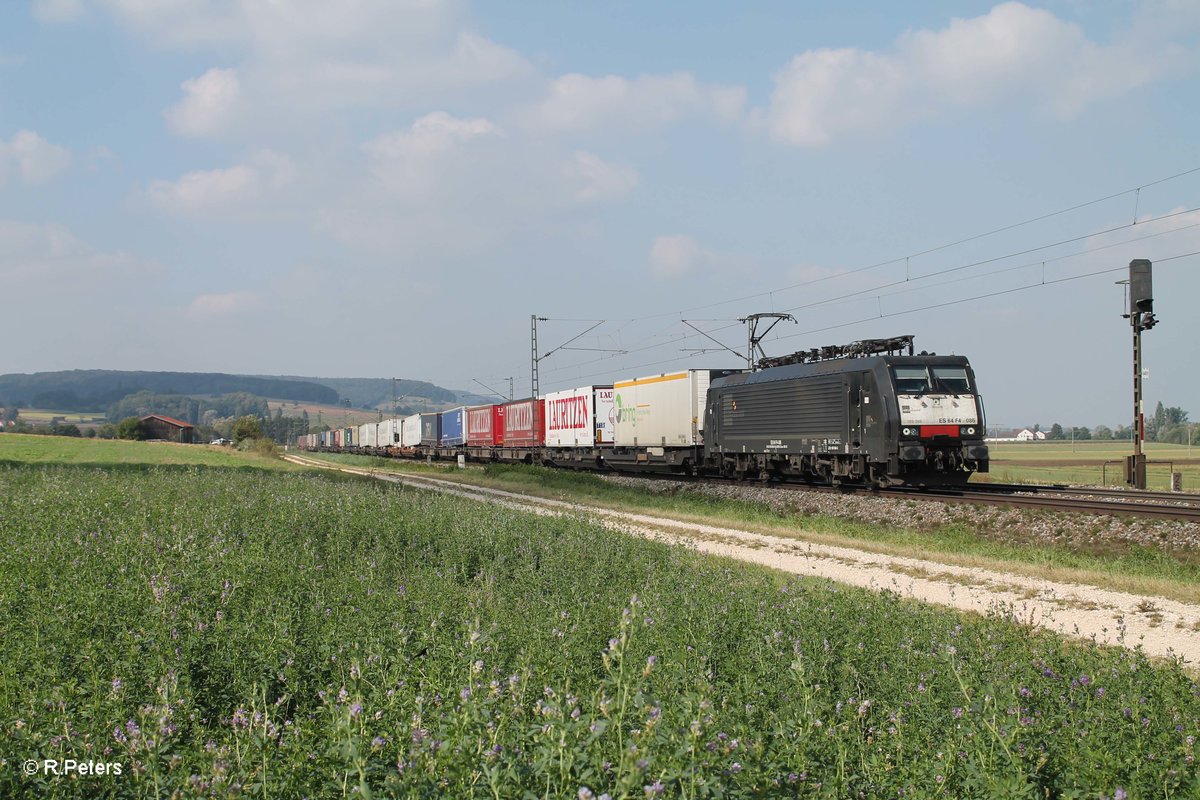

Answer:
[439,406,466,447]
[420,413,441,447]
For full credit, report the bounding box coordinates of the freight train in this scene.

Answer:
[298,335,989,487]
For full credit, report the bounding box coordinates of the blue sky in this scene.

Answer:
[2,1,1198,429]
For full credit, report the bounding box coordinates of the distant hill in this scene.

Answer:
[272,376,457,409]
[452,389,507,406]
[0,370,482,417]
[0,370,339,409]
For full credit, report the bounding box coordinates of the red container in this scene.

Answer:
[502,398,545,447]
[466,404,505,446]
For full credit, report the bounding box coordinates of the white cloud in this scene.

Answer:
[525,72,746,134]
[0,219,157,281]
[98,0,451,51]
[360,112,500,199]
[562,151,638,203]
[363,111,499,160]
[324,115,646,257]
[32,0,84,23]
[186,290,262,319]
[761,2,1184,146]
[147,150,296,213]
[0,130,72,185]
[649,235,718,280]
[99,2,531,131]
[164,67,241,137]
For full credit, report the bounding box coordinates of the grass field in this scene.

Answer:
[985,441,1200,491]
[266,400,385,429]
[10,408,107,424]
[0,432,298,471]
[302,452,1200,603]
[2,464,1197,798]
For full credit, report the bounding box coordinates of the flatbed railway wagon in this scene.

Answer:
[609,369,741,472]
[541,385,615,467]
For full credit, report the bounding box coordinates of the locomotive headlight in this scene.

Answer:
[961,426,976,437]
[902,427,914,437]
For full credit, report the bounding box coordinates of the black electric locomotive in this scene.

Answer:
[703,336,988,486]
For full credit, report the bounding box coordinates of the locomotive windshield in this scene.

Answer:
[931,366,971,394]
[893,366,931,394]
[893,365,974,395]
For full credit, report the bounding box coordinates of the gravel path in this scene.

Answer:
[285,456,1200,667]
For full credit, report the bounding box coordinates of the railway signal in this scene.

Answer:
[1123,259,1157,489]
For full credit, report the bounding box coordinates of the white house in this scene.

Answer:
[988,428,1047,442]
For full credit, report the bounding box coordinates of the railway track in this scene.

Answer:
[881,483,1200,523]
[605,472,1200,522]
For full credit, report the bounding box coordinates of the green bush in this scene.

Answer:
[115,416,146,440]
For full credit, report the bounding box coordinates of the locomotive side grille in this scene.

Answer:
[721,376,845,437]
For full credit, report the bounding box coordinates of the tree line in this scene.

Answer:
[1034,403,1192,443]
[0,369,339,408]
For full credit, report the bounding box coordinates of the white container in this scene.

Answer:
[401,414,422,447]
[544,385,615,447]
[378,418,400,447]
[367,422,382,448]
[612,370,732,447]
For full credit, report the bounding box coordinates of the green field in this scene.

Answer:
[0,432,297,471]
[301,452,1200,603]
[9,408,106,424]
[984,441,1200,491]
[2,463,1197,798]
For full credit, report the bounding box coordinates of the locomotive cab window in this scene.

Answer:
[931,366,971,394]
[893,366,931,395]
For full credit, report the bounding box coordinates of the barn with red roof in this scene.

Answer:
[140,414,194,443]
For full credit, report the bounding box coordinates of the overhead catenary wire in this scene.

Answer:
[472,166,1200,390]
[613,164,1200,324]
[515,214,1200,386]
[525,250,1200,389]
